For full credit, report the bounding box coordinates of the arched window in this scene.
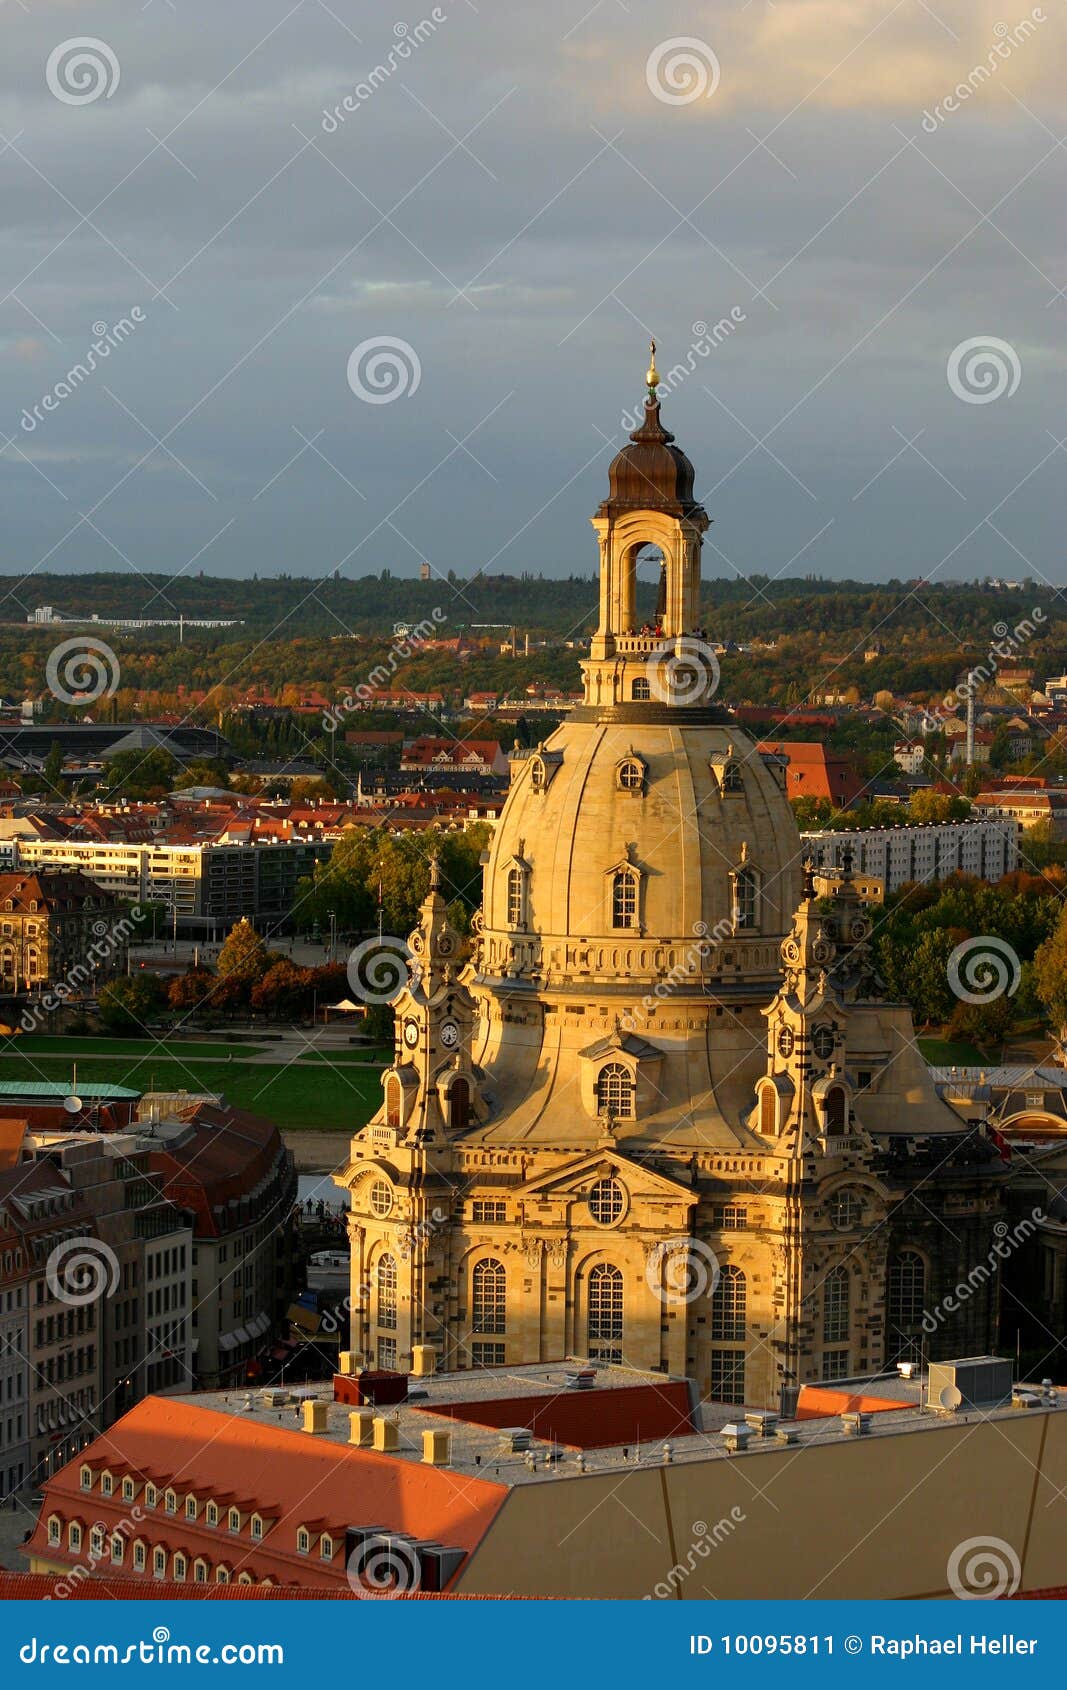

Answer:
[631,677,651,701]
[759,1086,777,1136]
[733,868,758,929]
[506,866,525,928]
[588,1178,625,1226]
[369,1180,392,1218]
[825,1087,847,1134]
[472,1258,506,1334]
[153,1546,167,1578]
[596,1063,633,1118]
[887,1250,926,1327]
[385,1076,401,1130]
[449,1078,470,1131]
[722,761,744,793]
[587,1263,623,1361]
[611,869,638,929]
[530,758,546,791]
[377,1254,398,1332]
[617,758,644,791]
[711,1266,746,1341]
[823,1266,849,1342]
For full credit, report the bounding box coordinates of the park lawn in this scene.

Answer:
[301,1048,390,1065]
[0,1052,377,1133]
[8,1035,264,1060]
[917,1037,990,1066]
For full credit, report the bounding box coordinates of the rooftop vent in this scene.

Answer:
[745,1410,779,1438]
[841,1411,870,1436]
[563,1367,596,1390]
[720,1422,753,1453]
[928,1356,1013,1413]
[499,1427,533,1452]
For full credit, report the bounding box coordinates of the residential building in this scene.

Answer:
[754,740,864,807]
[0,870,128,996]
[802,817,1018,891]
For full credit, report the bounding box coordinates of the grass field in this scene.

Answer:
[916,1037,989,1066]
[7,1035,265,1060]
[0,1049,379,1132]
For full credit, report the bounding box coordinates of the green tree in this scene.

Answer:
[99,973,167,1032]
[42,740,65,792]
[100,747,177,799]
[1033,905,1067,1039]
[216,918,271,987]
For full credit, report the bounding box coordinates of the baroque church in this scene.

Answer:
[336,349,1009,1412]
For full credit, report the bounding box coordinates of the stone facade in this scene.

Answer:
[336,368,1010,1411]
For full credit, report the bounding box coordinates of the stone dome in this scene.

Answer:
[598,395,702,519]
[476,716,803,994]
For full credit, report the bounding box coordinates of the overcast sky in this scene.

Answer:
[1,0,1065,603]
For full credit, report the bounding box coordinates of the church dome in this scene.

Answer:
[598,394,702,519]
[477,719,802,994]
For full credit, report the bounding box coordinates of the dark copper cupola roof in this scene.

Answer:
[597,343,706,520]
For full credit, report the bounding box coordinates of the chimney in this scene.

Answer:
[411,1344,436,1379]
[301,1399,329,1435]
[421,1428,451,1466]
[720,1422,753,1453]
[348,1408,375,1447]
[373,1416,399,1453]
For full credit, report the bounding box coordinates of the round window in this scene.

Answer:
[777,1026,794,1058]
[588,1178,625,1226]
[618,760,643,791]
[812,1024,835,1060]
[369,1180,393,1218]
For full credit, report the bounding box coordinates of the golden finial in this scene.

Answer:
[645,338,659,395]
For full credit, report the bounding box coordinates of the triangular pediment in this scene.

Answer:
[513,1149,694,1205]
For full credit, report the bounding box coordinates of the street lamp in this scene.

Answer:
[327,909,336,965]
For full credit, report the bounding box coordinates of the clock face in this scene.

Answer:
[403,1019,419,1048]
[440,1019,459,1049]
[777,1026,794,1058]
[813,1024,835,1060]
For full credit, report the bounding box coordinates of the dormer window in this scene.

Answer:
[529,757,547,791]
[732,867,759,930]
[164,1488,177,1514]
[228,1508,241,1533]
[596,1063,634,1120]
[145,1483,158,1509]
[251,1514,264,1541]
[206,1501,219,1527]
[185,1495,198,1521]
[100,1470,113,1497]
[122,1477,135,1502]
[321,1534,334,1561]
[47,1514,61,1547]
[79,1465,92,1490]
[616,757,645,792]
[297,1527,311,1555]
[722,762,743,794]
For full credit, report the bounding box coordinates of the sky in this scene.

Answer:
[1,0,1065,602]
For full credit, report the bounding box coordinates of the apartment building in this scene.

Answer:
[802,817,1018,891]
